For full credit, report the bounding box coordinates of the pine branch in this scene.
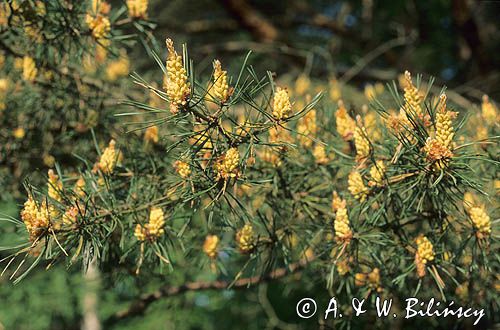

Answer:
[104,257,311,326]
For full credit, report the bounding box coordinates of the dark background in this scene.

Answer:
[133,0,499,100]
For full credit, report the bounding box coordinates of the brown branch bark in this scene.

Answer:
[104,258,310,326]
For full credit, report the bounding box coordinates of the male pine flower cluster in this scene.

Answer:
[144,125,159,144]
[401,70,424,119]
[20,139,123,242]
[216,148,239,180]
[468,206,491,239]
[296,109,317,147]
[272,87,292,121]
[386,71,432,143]
[20,196,50,241]
[334,200,352,243]
[212,60,229,102]
[434,94,456,149]
[348,170,368,202]
[363,111,382,142]
[97,139,118,174]
[331,191,343,212]
[164,38,190,114]
[203,235,219,259]
[424,94,456,169]
[368,160,386,187]
[481,95,497,126]
[22,56,37,82]
[335,100,356,141]
[174,161,191,179]
[353,119,370,162]
[105,53,130,81]
[85,0,111,40]
[415,235,435,278]
[134,207,165,241]
[313,144,328,164]
[336,259,350,276]
[0,78,8,111]
[355,268,382,292]
[127,0,148,19]
[235,224,255,254]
